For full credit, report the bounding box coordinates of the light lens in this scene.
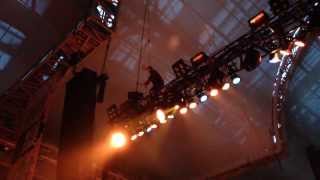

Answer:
[210,89,219,97]
[232,77,241,85]
[110,132,127,148]
[138,131,144,137]
[189,102,197,109]
[200,95,208,102]
[222,83,231,91]
[179,107,188,114]
[174,105,180,110]
[167,114,175,119]
[156,109,166,122]
[131,134,138,141]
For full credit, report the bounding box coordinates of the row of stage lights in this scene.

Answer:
[109,77,241,149]
[109,38,306,149]
[109,0,314,149]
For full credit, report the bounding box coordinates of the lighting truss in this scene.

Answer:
[107,0,319,140]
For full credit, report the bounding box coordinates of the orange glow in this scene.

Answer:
[189,102,197,109]
[210,89,219,97]
[174,105,180,110]
[222,83,230,91]
[250,12,265,24]
[110,132,127,149]
[192,53,204,62]
[156,109,166,122]
[179,107,188,114]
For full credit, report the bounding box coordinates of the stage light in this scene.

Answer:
[269,52,281,64]
[179,107,188,114]
[189,102,197,109]
[112,0,119,6]
[272,135,277,144]
[248,11,269,29]
[210,89,219,97]
[200,94,208,102]
[156,109,166,122]
[190,52,208,67]
[138,131,144,137]
[110,132,127,148]
[294,40,305,47]
[242,48,261,71]
[231,74,241,85]
[151,124,158,129]
[146,127,153,133]
[160,119,167,124]
[167,114,175,119]
[174,105,180,110]
[131,134,138,141]
[222,83,231,91]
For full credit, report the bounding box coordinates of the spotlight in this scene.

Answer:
[151,124,158,129]
[248,11,269,29]
[210,89,219,97]
[242,48,261,71]
[174,105,180,110]
[156,109,166,122]
[146,127,153,133]
[179,107,188,114]
[189,102,197,109]
[110,132,127,148]
[222,83,231,91]
[199,94,208,102]
[294,40,305,47]
[138,131,144,137]
[272,135,277,144]
[131,134,138,141]
[269,51,281,64]
[190,52,208,68]
[167,114,175,119]
[231,74,241,85]
[159,119,167,124]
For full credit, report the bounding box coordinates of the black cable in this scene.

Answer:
[135,0,149,91]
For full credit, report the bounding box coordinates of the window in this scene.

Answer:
[0,20,26,47]
[17,0,49,15]
[0,50,11,70]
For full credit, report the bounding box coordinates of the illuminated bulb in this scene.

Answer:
[174,105,180,110]
[294,41,305,47]
[151,124,158,129]
[167,114,175,119]
[110,132,127,148]
[269,53,281,64]
[200,95,208,102]
[160,119,167,124]
[179,107,188,114]
[232,77,241,85]
[222,83,230,91]
[210,89,219,97]
[272,135,277,144]
[146,127,152,133]
[189,102,197,109]
[131,135,138,141]
[138,131,144,137]
[156,109,166,122]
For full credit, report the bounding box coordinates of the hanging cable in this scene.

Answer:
[135,0,150,91]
